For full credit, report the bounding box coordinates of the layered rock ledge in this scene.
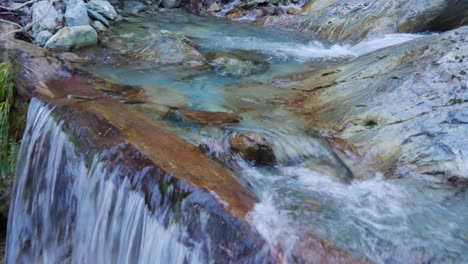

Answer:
[287,26,468,180]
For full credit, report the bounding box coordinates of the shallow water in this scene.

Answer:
[76,10,467,263]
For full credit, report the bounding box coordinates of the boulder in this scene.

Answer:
[228,132,277,166]
[34,30,53,46]
[258,0,468,43]
[31,1,59,35]
[210,53,254,77]
[87,9,110,27]
[289,26,468,179]
[65,0,90,27]
[131,30,208,67]
[45,25,98,50]
[86,0,118,20]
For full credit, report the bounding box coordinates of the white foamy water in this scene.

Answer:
[201,33,425,62]
[248,165,468,263]
[6,99,206,264]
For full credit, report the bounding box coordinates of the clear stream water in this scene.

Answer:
[9,10,468,263]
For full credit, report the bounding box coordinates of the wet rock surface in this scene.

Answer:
[209,52,255,76]
[289,26,468,179]
[165,109,242,124]
[228,132,277,166]
[1,39,72,98]
[257,0,468,42]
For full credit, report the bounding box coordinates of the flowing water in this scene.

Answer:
[6,10,468,263]
[6,99,268,263]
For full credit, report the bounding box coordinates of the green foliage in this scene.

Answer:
[0,63,26,183]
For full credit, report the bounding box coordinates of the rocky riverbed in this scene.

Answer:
[1,0,467,263]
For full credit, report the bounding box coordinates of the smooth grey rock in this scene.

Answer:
[258,0,468,43]
[162,0,182,8]
[92,20,108,32]
[131,30,207,67]
[87,9,110,27]
[34,30,53,46]
[31,1,59,35]
[86,0,118,20]
[45,25,98,50]
[291,26,468,179]
[65,0,90,27]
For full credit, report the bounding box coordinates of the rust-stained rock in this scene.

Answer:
[228,132,277,166]
[165,109,241,124]
[42,78,257,219]
[291,232,372,264]
[227,10,243,19]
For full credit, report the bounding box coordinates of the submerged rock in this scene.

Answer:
[139,85,188,107]
[165,109,241,124]
[31,1,60,35]
[45,25,98,50]
[209,53,254,77]
[131,30,208,67]
[228,132,277,166]
[290,26,468,179]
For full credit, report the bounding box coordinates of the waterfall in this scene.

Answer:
[6,98,267,263]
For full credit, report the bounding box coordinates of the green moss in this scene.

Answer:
[364,119,378,128]
[448,98,468,105]
[0,63,28,183]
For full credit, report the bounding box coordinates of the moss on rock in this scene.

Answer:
[0,62,28,219]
